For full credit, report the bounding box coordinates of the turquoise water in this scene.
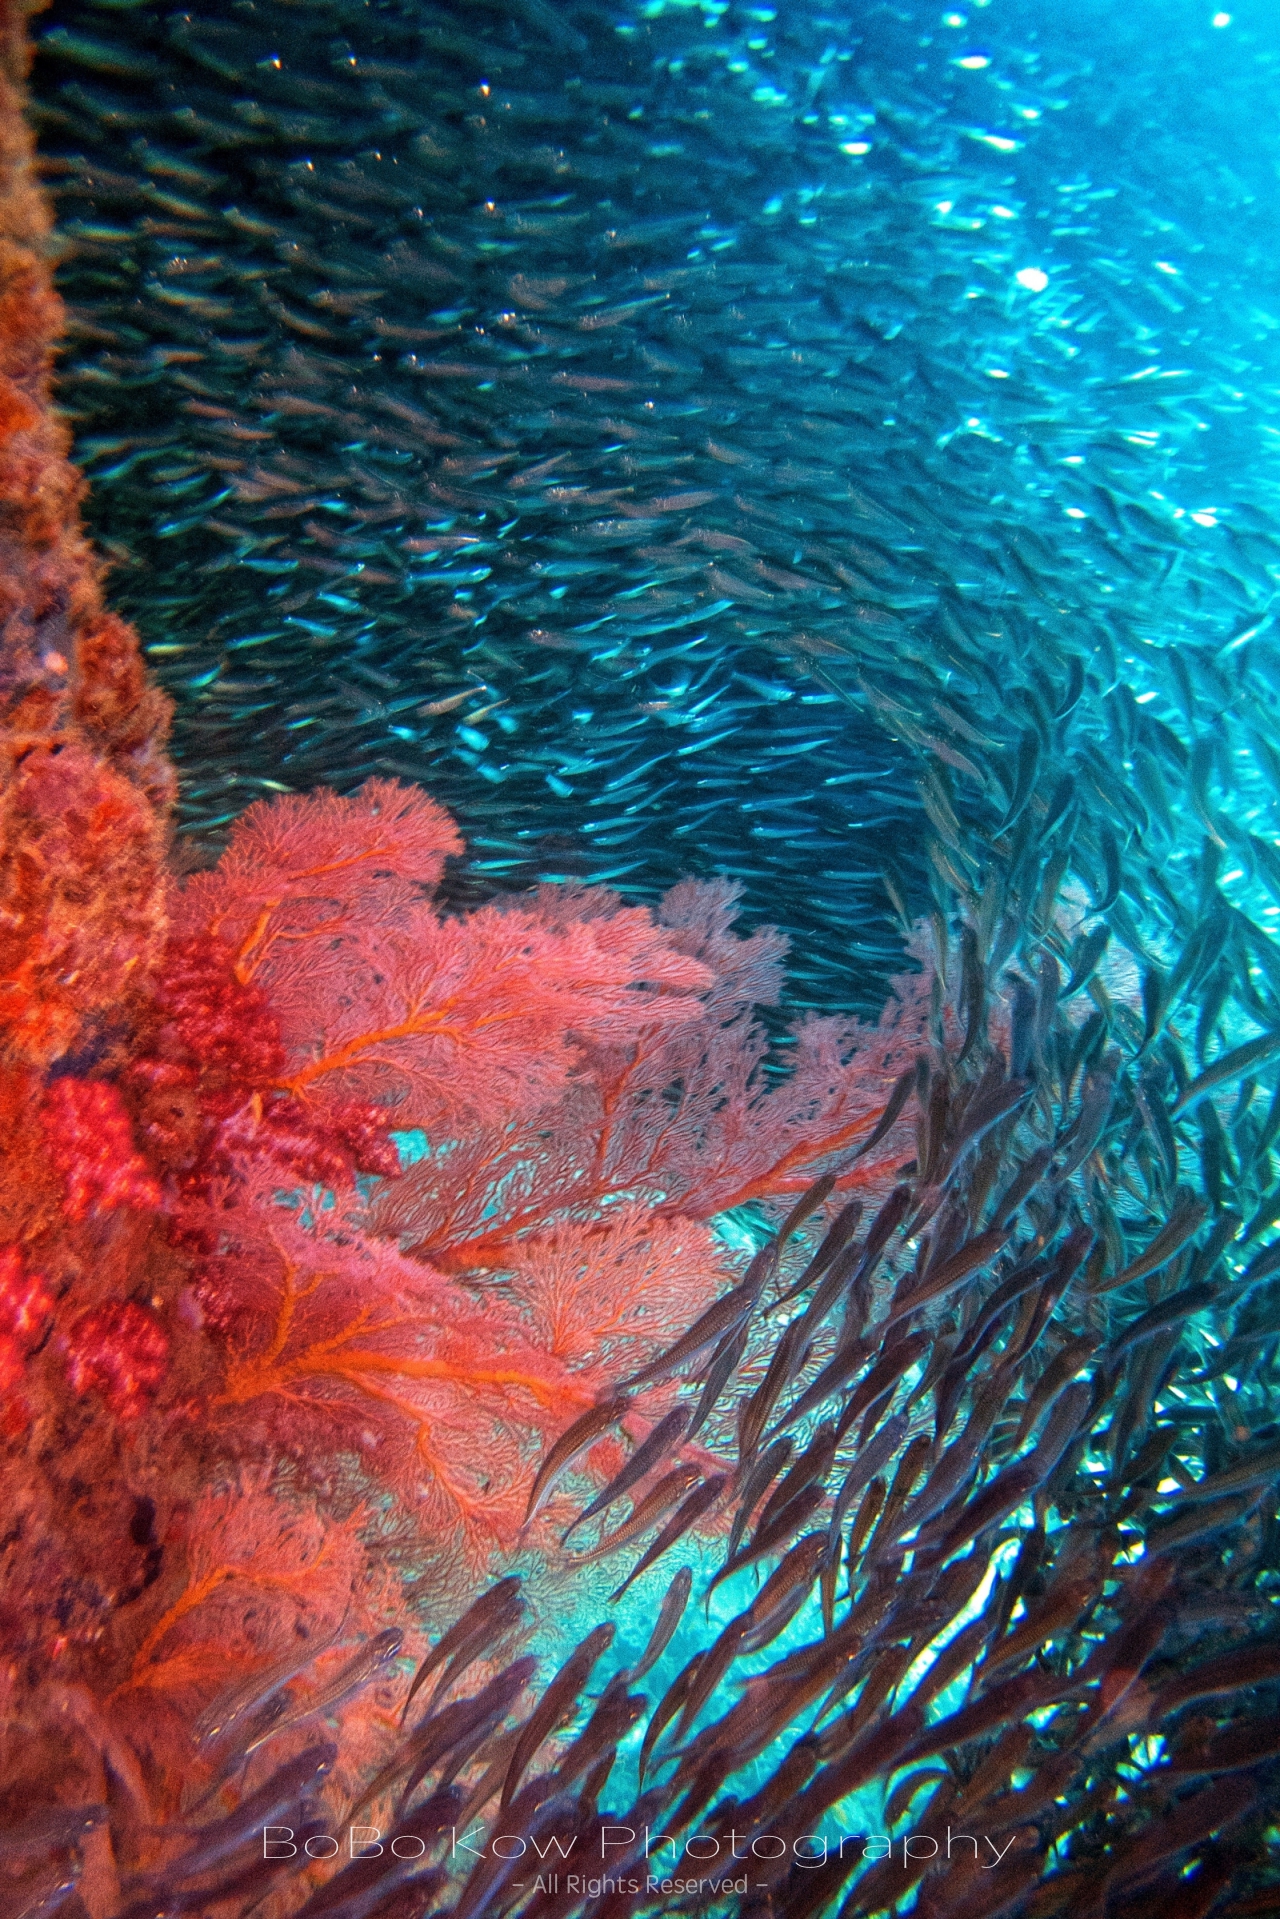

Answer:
[29,0,1280,1912]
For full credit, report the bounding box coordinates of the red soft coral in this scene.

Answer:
[0,1246,54,1430]
[0,1332,21,1397]
[62,1298,169,1421]
[0,83,173,1066]
[125,928,400,1192]
[41,1077,162,1221]
[0,1241,53,1346]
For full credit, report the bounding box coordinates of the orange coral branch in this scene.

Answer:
[218,1327,585,1414]
[130,1561,320,1678]
[278,950,551,1097]
[683,1105,900,1216]
[214,1244,594,1423]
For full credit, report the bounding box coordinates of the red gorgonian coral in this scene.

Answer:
[149,776,922,1556]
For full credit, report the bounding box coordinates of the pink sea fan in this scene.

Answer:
[171,782,716,1133]
[260,894,716,1125]
[174,778,464,965]
[125,928,400,1190]
[191,1188,604,1559]
[367,943,928,1273]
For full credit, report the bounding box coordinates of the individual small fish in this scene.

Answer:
[839,1330,929,1443]
[500,1622,614,1808]
[1164,1718,1280,1776]
[709,1481,827,1598]
[1168,1437,1280,1505]
[1048,642,1093,719]
[1055,1063,1118,1182]
[1010,1333,1098,1450]
[127,1746,335,1891]
[672,1612,753,1745]
[930,1394,1088,1562]
[891,1404,1001,1546]
[562,1464,701,1564]
[1093,1194,1210,1294]
[115,1840,325,1919]
[998,729,1040,831]
[39,25,160,78]
[683,1318,749,1443]
[739,1533,830,1654]
[290,1864,449,1919]
[1108,1279,1216,1357]
[826,1413,910,1551]
[887,1225,1011,1325]
[363,1662,535,1823]
[241,1631,403,1757]
[859,1432,932,1568]
[928,1074,1032,1187]
[767,1332,871,1444]
[548,1671,646,1803]
[0,1805,107,1861]
[1106,1777,1262,1900]
[1146,1489,1260,1556]
[726,1437,795,1567]
[893,1668,1062,1774]
[560,1406,689,1546]
[1063,923,1112,999]
[609,1475,728,1604]
[417,688,486,716]
[852,1066,920,1167]
[617,1251,774,1393]
[775,1197,864,1311]
[193,1623,347,1749]
[736,1315,815,1464]
[977,1567,1099,1684]
[628,1566,693,1682]
[522,1395,630,1526]
[955,1227,1092,1375]
[638,1654,703,1786]
[775,1171,843,1254]
[747,1425,838,1549]
[400,1575,526,1724]
[1171,1027,1280,1117]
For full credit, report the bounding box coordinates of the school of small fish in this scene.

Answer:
[32,0,1280,1011]
[17,0,1280,1911]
